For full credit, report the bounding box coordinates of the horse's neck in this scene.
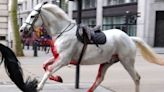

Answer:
[41,9,75,37]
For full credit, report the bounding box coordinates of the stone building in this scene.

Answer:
[17,0,164,47]
[68,0,164,47]
[17,0,60,27]
[137,0,164,47]
[0,0,8,45]
[68,0,137,36]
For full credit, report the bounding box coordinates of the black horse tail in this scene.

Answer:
[0,43,38,92]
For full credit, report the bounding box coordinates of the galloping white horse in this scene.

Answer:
[19,2,164,92]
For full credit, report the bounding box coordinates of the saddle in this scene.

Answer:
[76,25,106,46]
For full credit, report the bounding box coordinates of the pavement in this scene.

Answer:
[0,47,164,92]
[0,47,112,92]
[0,84,110,92]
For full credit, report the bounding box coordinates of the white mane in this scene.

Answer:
[42,4,75,23]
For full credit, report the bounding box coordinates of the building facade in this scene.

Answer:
[137,0,164,47]
[0,0,8,45]
[17,0,164,47]
[17,0,61,27]
[69,0,137,36]
[69,0,164,47]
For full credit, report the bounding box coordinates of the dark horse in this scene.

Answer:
[0,43,37,92]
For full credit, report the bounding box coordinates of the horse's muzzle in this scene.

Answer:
[20,27,32,37]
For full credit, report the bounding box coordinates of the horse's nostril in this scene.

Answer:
[24,30,28,34]
[20,29,23,32]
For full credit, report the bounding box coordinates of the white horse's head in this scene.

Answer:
[20,2,75,37]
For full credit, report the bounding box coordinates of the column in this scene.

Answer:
[96,0,103,26]
[68,1,74,19]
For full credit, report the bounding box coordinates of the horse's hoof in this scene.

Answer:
[87,89,93,92]
[36,86,42,92]
[49,75,63,83]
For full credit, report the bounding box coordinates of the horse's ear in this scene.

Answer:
[43,1,48,5]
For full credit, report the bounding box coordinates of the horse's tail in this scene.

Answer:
[0,43,38,92]
[131,37,164,65]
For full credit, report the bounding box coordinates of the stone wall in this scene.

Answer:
[0,0,8,45]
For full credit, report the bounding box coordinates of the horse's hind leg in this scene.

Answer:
[120,58,141,92]
[88,62,115,92]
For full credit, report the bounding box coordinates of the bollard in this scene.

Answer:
[33,41,38,57]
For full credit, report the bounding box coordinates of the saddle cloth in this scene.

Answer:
[76,25,106,46]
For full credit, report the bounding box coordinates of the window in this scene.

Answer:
[31,0,34,8]
[113,16,125,24]
[83,0,97,9]
[82,18,96,27]
[18,4,23,11]
[130,0,137,3]
[107,0,125,5]
[52,0,56,4]
[25,1,27,10]
[103,16,137,36]
[0,36,6,40]
[103,17,113,29]
[36,0,39,4]
[106,0,137,6]
[155,0,163,2]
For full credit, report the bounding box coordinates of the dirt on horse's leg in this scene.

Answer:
[87,63,112,92]
[37,62,64,91]
[43,57,54,71]
[43,57,63,83]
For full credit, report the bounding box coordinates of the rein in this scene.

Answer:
[56,23,76,39]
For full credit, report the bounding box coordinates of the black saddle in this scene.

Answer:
[76,25,106,46]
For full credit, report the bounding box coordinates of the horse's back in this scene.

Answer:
[103,29,137,58]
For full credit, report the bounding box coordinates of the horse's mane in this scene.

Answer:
[42,4,75,23]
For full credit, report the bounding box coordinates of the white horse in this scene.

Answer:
[19,2,164,92]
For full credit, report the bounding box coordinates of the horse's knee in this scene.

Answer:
[47,65,55,72]
[135,74,141,85]
[137,73,141,80]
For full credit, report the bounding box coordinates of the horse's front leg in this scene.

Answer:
[37,57,69,91]
[43,57,54,71]
[37,71,51,91]
[43,57,63,82]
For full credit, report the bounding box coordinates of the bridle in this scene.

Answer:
[23,2,76,39]
[23,2,47,34]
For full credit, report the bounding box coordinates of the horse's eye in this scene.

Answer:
[31,16,35,18]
